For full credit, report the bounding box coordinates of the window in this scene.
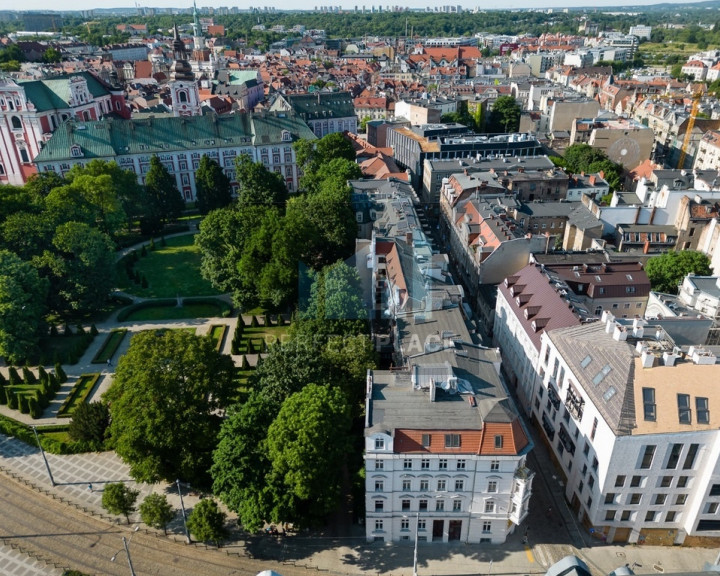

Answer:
[708,503,719,514]
[420,480,429,491]
[457,459,466,470]
[629,493,641,505]
[402,480,411,491]
[697,397,710,424]
[642,388,657,421]
[418,519,426,531]
[666,511,677,522]
[660,476,672,488]
[374,500,384,511]
[422,434,431,447]
[645,511,656,522]
[436,500,445,511]
[591,417,598,441]
[490,460,499,471]
[630,476,642,488]
[375,438,385,450]
[375,480,383,492]
[588,476,595,488]
[640,445,656,469]
[482,521,491,533]
[437,480,446,491]
[615,475,626,487]
[375,460,384,470]
[654,494,667,505]
[592,457,598,472]
[676,494,688,505]
[621,510,631,521]
[419,499,428,511]
[421,459,429,470]
[11,116,22,129]
[626,286,636,294]
[684,444,699,470]
[485,501,495,513]
[375,519,383,531]
[710,484,720,496]
[452,500,462,512]
[445,434,461,448]
[439,459,448,470]
[488,480,497,493]
[605,493,615,504]
[678,476,689,488]
[494,435,503,449]
[402,499,410,511]
[404,459,412,470]
[605,510,616,521]
[455,480,464,492]
[666,443,683,470]
[678,394,692,424]
[401,518,410,530]
[583,443,590,457]
[581,463,587,478]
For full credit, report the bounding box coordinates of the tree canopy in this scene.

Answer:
[101,482,139,523]
[194,155,232,215]
[235,154,287,208]
[105,330,236,487]
[488,95,521,134]
[645,251,713,294]
[139,493,175,534]
[186,498,227,547]
[143,156,185,233]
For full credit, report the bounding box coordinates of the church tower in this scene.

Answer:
[192,1,204,52]
[169,24,201,117]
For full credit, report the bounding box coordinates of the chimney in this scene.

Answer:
[406,231,413,246]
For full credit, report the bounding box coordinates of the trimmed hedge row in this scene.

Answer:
[208,325,228,353]
[0,414,89,455]
[91,329,127,364]
[0,366,62,419]
[57,373,101,419]
[116,297,232,322]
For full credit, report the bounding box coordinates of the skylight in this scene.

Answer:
[581,355,592,368]
[593,364,612,385]
[603,386,617,402]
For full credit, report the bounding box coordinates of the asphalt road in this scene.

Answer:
[0,472,307,576]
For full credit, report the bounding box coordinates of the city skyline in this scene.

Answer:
[8,0,714,14]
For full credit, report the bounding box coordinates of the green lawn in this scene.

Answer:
[117,234,221,298]
[208,325,228,352]
[235,325,290,354]
[92,329,127,364]
[57,373,100,418]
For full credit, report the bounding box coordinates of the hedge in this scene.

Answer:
[208,325,228,353]
[116,297,232,322]
[91,329,128,364]
[57,373,101,418]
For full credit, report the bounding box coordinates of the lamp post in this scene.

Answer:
[412,512,420,576]
[176,479,191,544]
[110,534,137,576]
[31,426,55,486]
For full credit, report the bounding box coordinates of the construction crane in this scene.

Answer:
[677,91,703,169]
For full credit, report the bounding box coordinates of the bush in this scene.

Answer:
[149,237,156,251]
[50,325,58,336]
[22,366,36,384]
[0,386,6,405]
[18,394,29,414]
[38,365,48,383]
[264,313,272,327]
[90,324,99,336]
[76,324,85,335]
[241,355,249,369]
[54,363,67,384]
[277,314,285,326]
[69,401,110,450]
[0,371,5,386]
[8,367,20,385]
[250,315,259,328]
[7,390,17,410]
[30,397,42,419]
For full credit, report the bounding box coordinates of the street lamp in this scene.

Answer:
[412,512,420,576]
[31,426,55,486]
[175,479,191,544]
[110,527,139,576]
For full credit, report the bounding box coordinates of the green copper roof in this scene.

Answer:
[286,91,357,121]
[34,111,316,163]
[228,70,259,85]
[20,72,110,112]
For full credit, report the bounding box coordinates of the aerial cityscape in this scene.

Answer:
[2,1,720,575]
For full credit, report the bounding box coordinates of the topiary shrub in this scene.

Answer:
[241,355,249,370]
[18,395,29,414]
[0,371,6,386]
[149,237,156,251]
[264,313,272,327]
[90,324,99,336]
[7,390,17,410]
[250,315,259,328]
[55,363,67,384]
[29,397,42,419]
[37,365,48,383]
[0,386,6,405]
[49,325,58,336]
[8,367,20,385]
[277,314,285,326]
[22,366,36,384]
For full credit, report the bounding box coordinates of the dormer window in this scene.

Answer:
[70,144,83,158]
[281,129,292,142]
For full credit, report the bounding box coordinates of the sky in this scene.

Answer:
[11,0,717,13]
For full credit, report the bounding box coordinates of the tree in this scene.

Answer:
[143,156,184,233]
[194,155,232,215]
[101,482,139,523]
[139,493,175,534]
[68,401,110,450]
[0,250,48,363]
[42,47,62,63]
[235,154,287,208]
[105,330,236,487]
[38,221,116,315]
[265,384,352,527]
[186,498,227,547]
[645,251,712,294]
[489,95,521,133]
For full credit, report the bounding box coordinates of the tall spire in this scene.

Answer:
[192,1,204,52]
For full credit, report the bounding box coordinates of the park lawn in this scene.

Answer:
[118,235,221,298]
[208,325,228,352]
[92,329,127,364]
[57,373,100,418]
[123,303,225,322]
[39,429,71,443]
